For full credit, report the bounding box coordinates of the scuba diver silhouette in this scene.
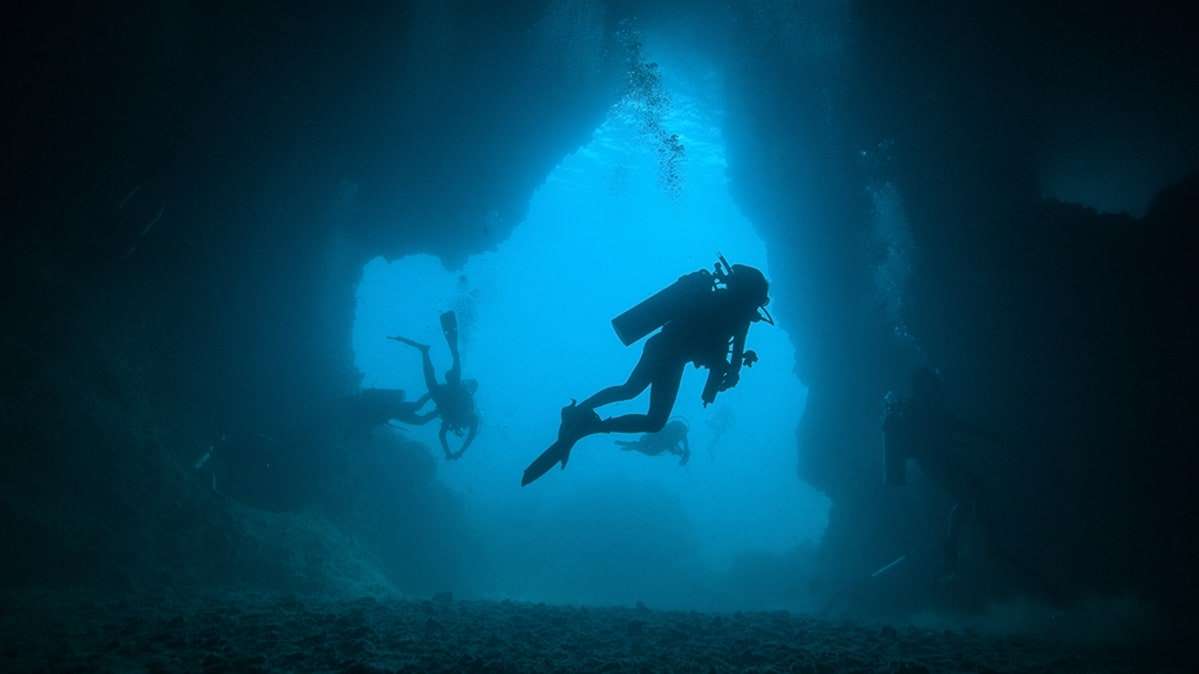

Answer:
[615,418,691,465]
[390,311,479,461]
[522,256,772,485]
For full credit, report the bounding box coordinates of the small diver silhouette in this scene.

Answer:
[390,311,480,460]
[615,418,691,465]
[522,256,771,485]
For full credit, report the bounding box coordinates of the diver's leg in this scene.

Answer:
[538,337,674,477]
[596,358,685,434]
[578,340,661,410]
[441,311,461,384]
[579,373,652,409]
[560,345,660,442]
[419,348,439,392]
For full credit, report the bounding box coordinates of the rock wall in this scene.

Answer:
[716,1,1198,623]
[4,0,1196,623]
[2,0,623,592]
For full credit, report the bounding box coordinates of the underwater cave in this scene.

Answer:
[352,57,828,603]
[3,2,1197,672]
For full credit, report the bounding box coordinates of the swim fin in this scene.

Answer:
[520,401,598,486]
[521,439,571,486]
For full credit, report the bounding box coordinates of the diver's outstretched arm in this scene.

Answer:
[456,417,479,457]
[439,423,452,458]
[723,321,751,389]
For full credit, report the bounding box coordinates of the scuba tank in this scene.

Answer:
[611,268,716,346]
[612,256,772,346]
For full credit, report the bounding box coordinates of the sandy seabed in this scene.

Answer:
[0,591,1175,673]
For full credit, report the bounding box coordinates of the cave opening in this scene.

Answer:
[351,56,829,605]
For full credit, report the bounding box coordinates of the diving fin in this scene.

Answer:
[521,440,571,486]
[520,401,599,486]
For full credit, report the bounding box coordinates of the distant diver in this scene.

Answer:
[522,256,772,486]
[390,310,479,461]
[615,418,691,465]
[882,367,1003,579]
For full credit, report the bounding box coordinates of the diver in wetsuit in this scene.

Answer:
[615,418,691,465]
[883,367,1000,578]
[390,311,480,461]
[522,257,771,485]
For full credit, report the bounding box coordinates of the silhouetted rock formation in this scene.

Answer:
[3,2,1195,631]
[717,1,1198,627]
[3,1,621,593]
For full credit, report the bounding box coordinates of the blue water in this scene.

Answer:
[352,60,828,601]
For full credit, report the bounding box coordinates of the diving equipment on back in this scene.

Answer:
[610,256,772,347]
[611,269,716,346]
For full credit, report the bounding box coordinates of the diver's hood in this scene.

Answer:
[720,258,773,324]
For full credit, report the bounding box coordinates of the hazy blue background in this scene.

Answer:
[351,56,828,606]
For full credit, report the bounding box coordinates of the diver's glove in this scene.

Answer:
[742,350,759,368]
